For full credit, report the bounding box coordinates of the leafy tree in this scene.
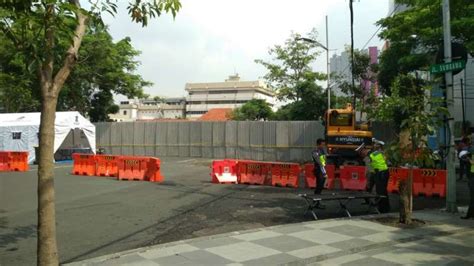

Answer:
[255,29,326,101]
[376,0,474,94]
[231,99,273,121]
[256,29,327,120]
[369,74,447,224]
[0,1,181,265]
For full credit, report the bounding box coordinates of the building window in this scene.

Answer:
[12,132,21,140]
[123,110,127,115]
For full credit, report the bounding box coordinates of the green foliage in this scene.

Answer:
[377,0,474,94]
[231,99,273,121]
[369,74,447,167]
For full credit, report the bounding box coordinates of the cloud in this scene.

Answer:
[103,0,388,98]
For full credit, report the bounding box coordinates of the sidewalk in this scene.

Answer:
[69,208,474,266]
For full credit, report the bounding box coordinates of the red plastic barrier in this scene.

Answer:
[339,165,367,191]
[413,169,446,197]
[146,157,164,183]
[303,164,336,189]
[117,156,149,181]
[95,155,119,177]
[238,160,271,185]
[0,152,11,171]
[211,159,238,184]
[270,162,300,188]
[8,152,29,171]
[72,153,96,176]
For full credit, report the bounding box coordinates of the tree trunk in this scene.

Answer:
[399,168,413,224]
[36,2,88,264]
[37,93,59,266]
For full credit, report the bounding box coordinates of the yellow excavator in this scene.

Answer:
[324,103,373,165]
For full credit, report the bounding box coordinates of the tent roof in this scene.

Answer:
[0,111,92,127]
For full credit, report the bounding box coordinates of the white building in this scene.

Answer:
[109,97,186,121]
[185,74,276,119]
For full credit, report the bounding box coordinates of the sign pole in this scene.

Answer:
[442,0,457,213]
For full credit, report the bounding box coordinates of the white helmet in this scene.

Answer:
[459,150,470,159]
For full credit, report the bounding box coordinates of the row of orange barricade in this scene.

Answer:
[0,151,29,172]
[72,154,163,182]
[211,159,446,197]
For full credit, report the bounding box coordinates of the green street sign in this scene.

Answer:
[430,60,466,74]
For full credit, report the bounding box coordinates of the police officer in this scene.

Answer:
[312,138,328,195]
[459,150,474,219]
[363,139,391,213]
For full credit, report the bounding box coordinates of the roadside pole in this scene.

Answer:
[442,0,458,213]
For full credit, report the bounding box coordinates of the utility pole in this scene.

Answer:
[326,15,330,110]
[461,79,465,135]
[442,0,457,213]
[349,0,356,108]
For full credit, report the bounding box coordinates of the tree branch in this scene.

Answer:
[52,0,88,94]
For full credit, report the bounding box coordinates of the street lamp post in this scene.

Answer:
[296,16,331,111]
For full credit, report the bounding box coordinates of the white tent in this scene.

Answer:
[0,111,96,163]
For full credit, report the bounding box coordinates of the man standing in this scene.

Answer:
[459,150,474,219]
[312,138,328,195]
[458,137,471,181]
[361,139,391,213]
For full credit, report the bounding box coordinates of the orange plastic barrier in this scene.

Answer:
[95,155,119,177]
[8,152,29,171]
[270,162,300,188]
[303,164,336,189]
[0,152,11,171]
[72,153,96,176]
[211,159,238,184]
[146,157,164,183]
[413,169,446,197]
[117,156,149,181]
[339,165,367,191]
[238,160,272,185]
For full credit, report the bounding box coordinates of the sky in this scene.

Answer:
[102,0,389,99]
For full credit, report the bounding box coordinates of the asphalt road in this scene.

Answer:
[0,158,467,265]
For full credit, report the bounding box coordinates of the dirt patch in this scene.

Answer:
[369,216,430,229]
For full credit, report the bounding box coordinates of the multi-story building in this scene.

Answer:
[108,97,186,121]
[185,74,276,119]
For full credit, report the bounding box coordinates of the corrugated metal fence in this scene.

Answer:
[95,121,395,162]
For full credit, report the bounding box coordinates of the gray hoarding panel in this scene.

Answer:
[121,122,135,155]
[237,121,251,159]
[225,121,237,158]
[289,121,305,162]
[190,122,202,157]
[144,122,156,156]
[201,122,213,158]
[110,122,122,155]
[249,122,264,161]
[263,121,277,161]
[133,122,146,156]
[155,122,168,157]
[178,122,190,157]
[96,122,111,154]
[167,122,179,157]
[212,122,226,159]
[276,121,290,161]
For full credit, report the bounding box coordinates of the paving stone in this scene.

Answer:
[317,254,367,265]
[139,244,199,259]
[304,220,352,229]
[270,224,315,234]
[179,249,233,265]
[352,220,399,232]
[372,248,447,264]
[152,254,194,265]
[231,230,282,241]
[190,237,244,249]
[251,235,317,252]
[289,229,353,245]
[445,259,474,266]
[108,254,158,266]
[242,253,300,265]
[360,231,414,243]
[341,256,402,266]
[206,242,280,262]
[287,245,341,259]
[328,238,376,251]
[324,224,379,237]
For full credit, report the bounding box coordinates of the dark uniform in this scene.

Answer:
[460,152,474,219]
[368,150,391,213]
[312,148,327,194]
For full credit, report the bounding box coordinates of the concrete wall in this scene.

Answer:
[95,121,395,162]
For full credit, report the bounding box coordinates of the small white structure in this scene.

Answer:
[0,111,96,163]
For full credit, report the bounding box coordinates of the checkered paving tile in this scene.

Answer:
[69,210,474,266]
